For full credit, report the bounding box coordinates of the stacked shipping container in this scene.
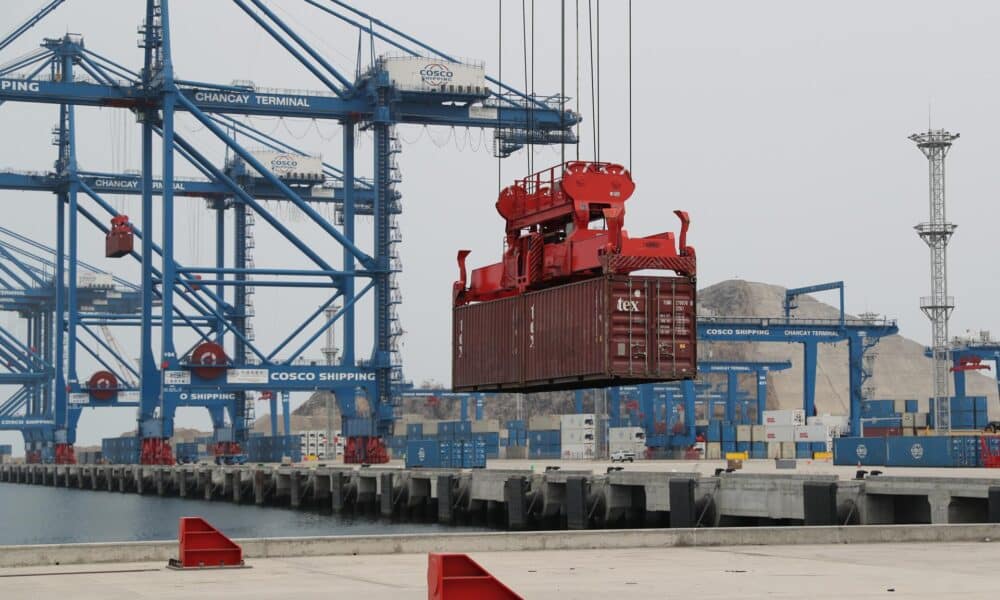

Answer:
[560,413,597,459]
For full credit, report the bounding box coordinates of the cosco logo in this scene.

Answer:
[271,372,316,381]
[855,444,868,459]
[910,443,924,460]
[417,448,426,461]
[420,63,454,86]
[270,155,298,172]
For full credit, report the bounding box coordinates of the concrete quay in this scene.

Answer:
[4,460,1000,530]
[1,538,999,599]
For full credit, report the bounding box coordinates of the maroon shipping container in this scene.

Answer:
[861,427,902,438]
[452,275,696,392]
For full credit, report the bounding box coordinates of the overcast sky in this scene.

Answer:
[1,0,998,448]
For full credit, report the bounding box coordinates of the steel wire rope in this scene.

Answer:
[521,0,531,174]
[575,0,580,160]
[498,0,503,195]
[273,2,359,84]
[561,0,566,165]
[587,0,597,161]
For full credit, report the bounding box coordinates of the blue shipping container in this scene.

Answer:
[795,442,811,458]
[443,441,455,467]
[0,444,12,455]
[736,441,750,453]
[722,441,736,454]
[529,430,560,446]
[833,437,887,466]
[886,436,955,467]
[751,442,766,459]
[175,442,200,463]
[405,440,441,468]
[905,399,919,413]
[949,410,976,429]
[722,425,737,442]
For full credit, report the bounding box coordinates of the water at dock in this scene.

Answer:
[0,483,469,545]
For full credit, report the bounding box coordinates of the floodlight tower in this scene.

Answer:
[910,129,959,432]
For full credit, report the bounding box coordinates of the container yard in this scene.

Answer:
[1,0,1000,597]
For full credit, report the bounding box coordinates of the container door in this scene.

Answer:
[607,277,650,377]
[650,277,696,379]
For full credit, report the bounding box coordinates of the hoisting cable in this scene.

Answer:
[596,0,601,163]
[521,0,530,174]
[587,0,597,162]
[575,0,580,160]
[531,0,536,174]
[560,0,566,165]
[497,0,502,194]
[628,0,632,172]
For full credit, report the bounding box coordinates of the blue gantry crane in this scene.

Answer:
[0,1,578,462]
[700,282,898,435]
[923,332,1000,401]
[0,225,148,462]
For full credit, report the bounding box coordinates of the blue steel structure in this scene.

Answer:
[399,389,486,422]
[0,227,145,461]
[699,314,897,435]
[698,360,792,425]
[0,1,577,461]
[923,339,1000,401]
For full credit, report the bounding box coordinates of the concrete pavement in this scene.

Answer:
[0,541,997,599]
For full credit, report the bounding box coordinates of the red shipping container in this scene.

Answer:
[452,275,696,392]
[861,426,902,438]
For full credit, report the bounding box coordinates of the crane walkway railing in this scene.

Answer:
[698,316,898,329]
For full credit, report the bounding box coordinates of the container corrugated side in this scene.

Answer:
[453,294,520,390]
[453,275,696,392]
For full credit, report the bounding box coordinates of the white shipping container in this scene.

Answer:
[808,414,849,435]
[609,441,646,454]
[560,414,597,429]
[893,399,907,414]
[763,409,804,426]
[751,425,767,442]
[706,442,722,459]
[609,427,645,442]
[766,442,781,459]
[528,415,561,430]
[764,425,795,442]
[793,425,829,442]
[380,56,487,95]
[780,442,796,459]
[561,429,596,444]
[471,419,500,433]
[914,413,928,428]
[249,150,323,181]
[736,425,752,442]
[423,421,439,435]
[902,413,916,427]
